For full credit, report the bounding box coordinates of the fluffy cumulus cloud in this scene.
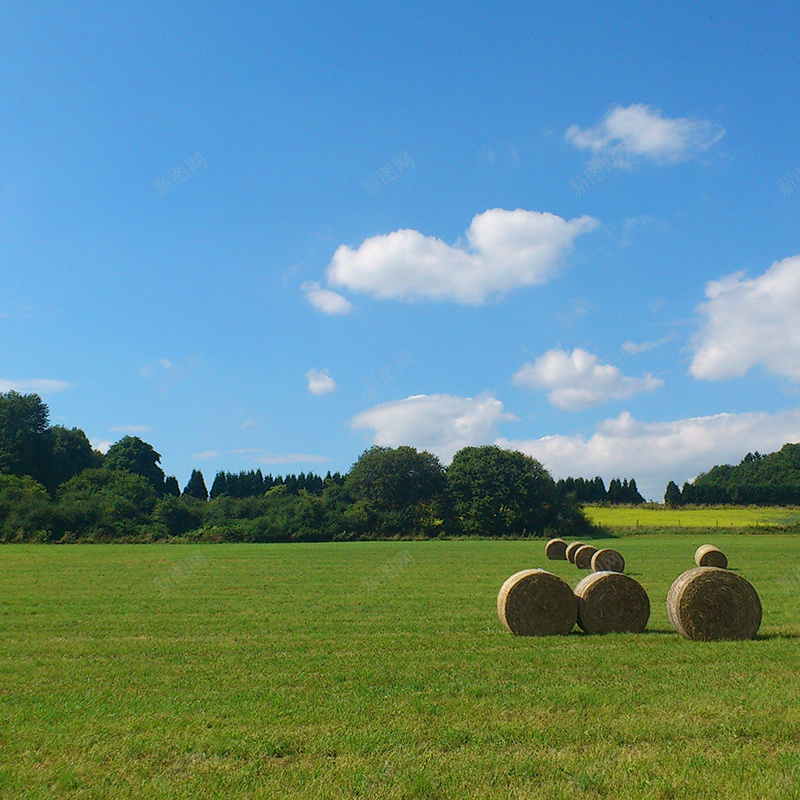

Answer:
[566,104,724,163]
[350,393,516,463]
[512,348,663,410]
[498,408,800,502]
[327,208,598,305]
[0,378,71,394]
[305,368,336,395]
[690,255,800,381]
[302,281,353,315]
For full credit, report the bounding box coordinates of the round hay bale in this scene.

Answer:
[545,538,568,560]
[497,569,577,636]
[591,548,625,573]
[666,567,761,641]
[574,544,598,570]
[574,571,650,634]
[565,542,585,564]
[694,544,728,569]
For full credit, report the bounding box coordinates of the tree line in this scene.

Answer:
[664,444,800,506]
[555,476,645,505]
[0,390,647,543]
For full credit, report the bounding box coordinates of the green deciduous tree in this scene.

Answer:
[57,468,158,540]
[0,473,53,541]
[42,425,102,493]
[103,436,166,493]
[345,445,446,536]
[0,391,50,484]
[446,445,585,537]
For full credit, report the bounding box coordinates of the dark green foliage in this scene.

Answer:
[668,443,800,506]
[56,468,158,541]
[345,445,446,537]
[556,474,644,504]
[0,392,53,487]
[183,469,208,500]
[0,474,53,541]
[42,426,102,493]
[0,395,599,542]
[104,436,166,494]
[446,445,587,537]
[209,471,228,498]
[152,495,205,537]
[664,480,682,507]
[346,445,445,512]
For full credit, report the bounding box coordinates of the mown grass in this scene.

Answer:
[1,537,800,799]
[584,504,800,531]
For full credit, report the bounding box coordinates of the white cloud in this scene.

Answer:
[690,255,800,381]
[327,208,598,305]
[306,368,336,395]
[512,348,663,410]
[498,408,800,502]
[91,439,113,454]
[350,393,516,463]
[622,337,672,355]
[566,104,724,163]
[110,425,153,434]
[302,280,353,315]
[191,450,223,459]
[0,379,71,394]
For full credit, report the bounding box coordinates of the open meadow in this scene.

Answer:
[584,505,800,531]
[2,536,800,799]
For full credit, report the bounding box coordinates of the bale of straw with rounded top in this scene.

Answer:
[497,569,577,636]
[574,571,650,634]
[545,538,568,560]
[565,542,585,564]
[694,544,728,569]
[591,548,625,573]
[574,544,598,570]
[667,567,761,641]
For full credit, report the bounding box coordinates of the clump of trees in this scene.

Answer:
[555,476,645,505]
[665,444,800,506]
[0,391,596,542]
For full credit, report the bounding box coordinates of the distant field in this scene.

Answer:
[2,538,800,799]
[584,504,800,530]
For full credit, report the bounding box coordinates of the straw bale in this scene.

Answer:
[694,544,728,569]
[574,571,650,634]
[545,538,568,560]
[667,567,761,641]
[497,569,577,636]
[565,542,585,564]
[591,548,625,573]
[574,544,598,570]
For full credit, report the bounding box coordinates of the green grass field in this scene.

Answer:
[2,538,800,799]
[584,504,800,531]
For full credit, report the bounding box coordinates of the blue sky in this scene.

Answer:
[3,1,800,500]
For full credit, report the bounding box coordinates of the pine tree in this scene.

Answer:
[664,480,682,507]
[209,471,227,498]
[183,469,208,501]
